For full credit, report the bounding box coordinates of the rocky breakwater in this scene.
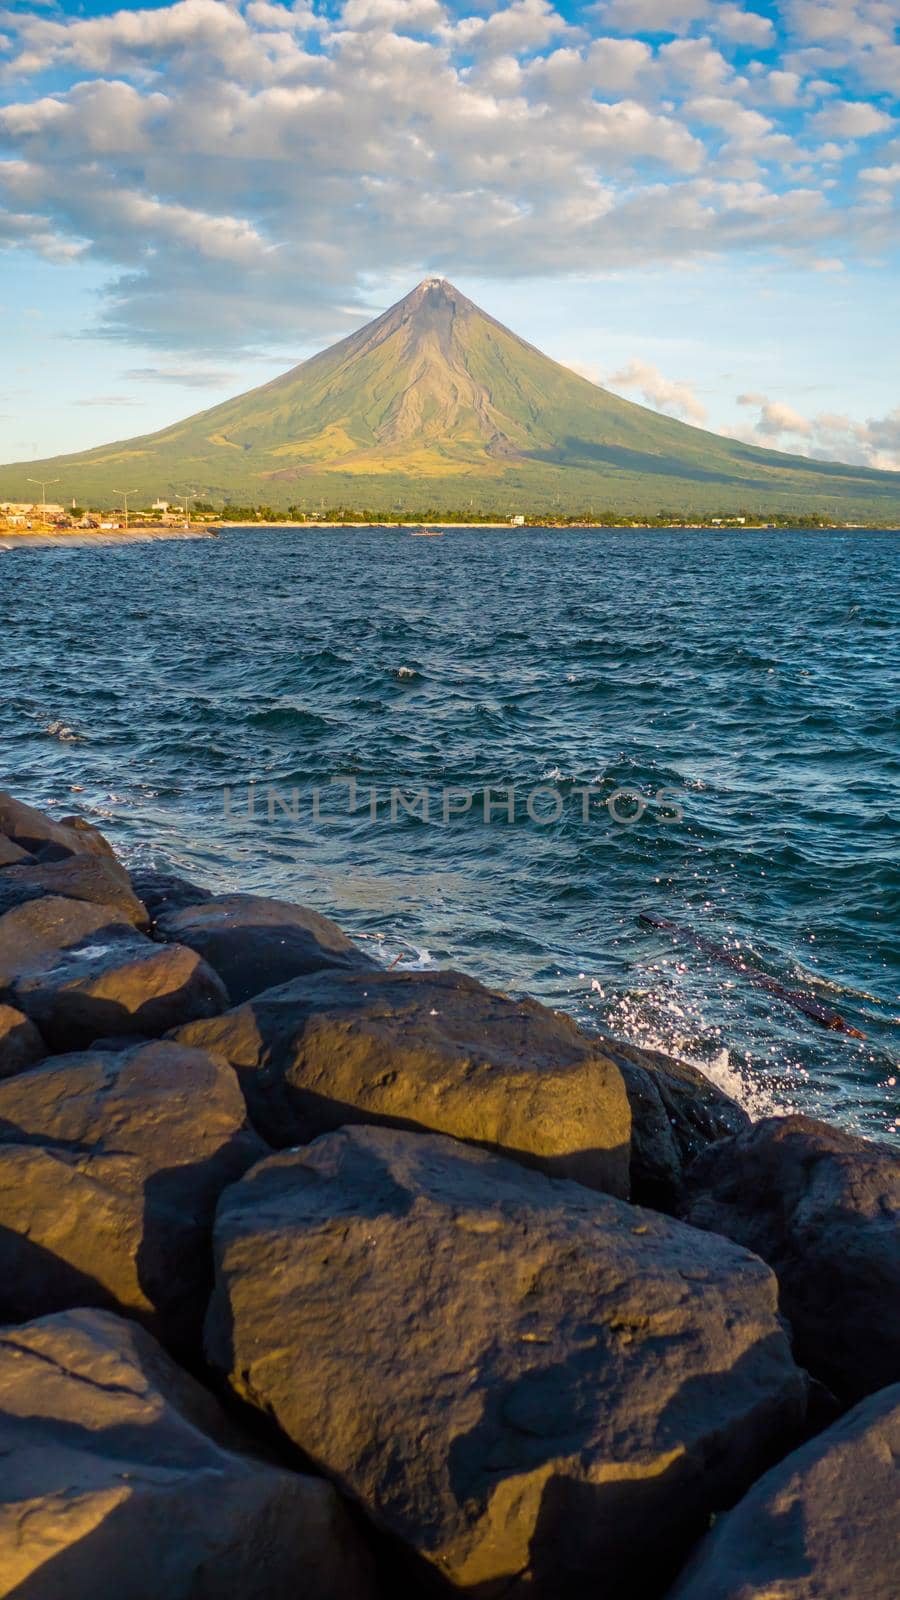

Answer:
[0,785,895,1599]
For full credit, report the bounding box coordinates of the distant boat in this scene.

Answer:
[410,528,444,537]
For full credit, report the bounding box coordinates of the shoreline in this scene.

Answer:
[210,518,897,531]
[3,522,895,545]
[0,525,217,547]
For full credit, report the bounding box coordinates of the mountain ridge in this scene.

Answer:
[2,278,898,518]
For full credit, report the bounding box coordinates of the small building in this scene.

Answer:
[511,514,525,526]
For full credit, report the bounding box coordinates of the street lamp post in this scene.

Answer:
[175,493,192,527]
[27,478,60,530]
[113,488,138,532]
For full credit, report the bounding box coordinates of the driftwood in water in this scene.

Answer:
[639,912,865,1038]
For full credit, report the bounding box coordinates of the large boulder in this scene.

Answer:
[667,1383,900,1600]
[128,866,213,920]
[0,1002,46,1079]
[206,1126,808,1599]
[0,1307,375,1600]
[0,1040,266,1350]
[598,1036,750,1210]
[0,790,115,862]
[175,967,632,1196]
[0,895,227,1049]
[0,853,149,929]
[155,892,375,1004]
[681,1115,900,1401]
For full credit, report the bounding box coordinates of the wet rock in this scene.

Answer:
[0,853,149,929]
[681,1115,900,1401]
[156,892,375,1004]
[0,1307,375,1600]
[667,1383,900,1600]
[598,1036,750,1210]
[0,1003,46,1079]
[206,1125,807,1599]
[0,895,227,1049]
[0,1039,266,1349]
[128,866,213,919]
[175,967,631,1196]
[0,790,115,862]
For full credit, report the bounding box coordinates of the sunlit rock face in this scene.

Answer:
[206,1124,808,1599]
[173,965,632,1195]
[0,1040,265,1351]
[0,1307,376,1600]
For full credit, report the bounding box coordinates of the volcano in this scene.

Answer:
[2,278,898,519]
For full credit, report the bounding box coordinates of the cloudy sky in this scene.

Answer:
[1,0,898,467]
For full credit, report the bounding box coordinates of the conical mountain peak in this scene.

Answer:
[412,276,453,294]
[1,281,897,520]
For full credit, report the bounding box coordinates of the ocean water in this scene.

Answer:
[1,525,897,1141]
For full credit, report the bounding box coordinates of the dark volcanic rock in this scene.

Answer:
[0,1039,266,1348]
[128,866,213,919]
[667,1383,900,1600]
[0,895,227,1049]
[0,853,149,929]
[0,1307,375,1600]
[682,1114,900,1401]
[0,834,34,867]
[0,1002,46,1079]
[599,1036,750,1209]
[175,967,632,1195]
[206,1125,807,1599]
[156,891,375,1003]
[0,789,115,862]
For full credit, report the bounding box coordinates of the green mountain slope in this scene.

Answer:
[2,278,898,518]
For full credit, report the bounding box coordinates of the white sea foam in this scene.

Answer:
[393,946,434,971]
[596,983,791,1123]
[45,720,80,743]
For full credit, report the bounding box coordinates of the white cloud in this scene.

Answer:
[756,398,814,436]
[341,0,444,31]
[658,36,736,90]
[526,37,651,95]
[810,99,894,137]
[860,162,900,184]
[733,392,900,470]
[596,0,710,32]
[443,0,570,54]
[711,5,774,46]
[686,95,773,141]
[764,69,803,106]
[0,0,894,356]
[784,1,892,50]
[606,357,708,421]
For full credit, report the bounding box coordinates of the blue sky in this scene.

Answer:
[1,0,898,467]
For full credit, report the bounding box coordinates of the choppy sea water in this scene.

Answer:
[1,525,897,1141]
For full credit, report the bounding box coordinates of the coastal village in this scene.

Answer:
[0,499,847,534]
[0,498,210,533]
